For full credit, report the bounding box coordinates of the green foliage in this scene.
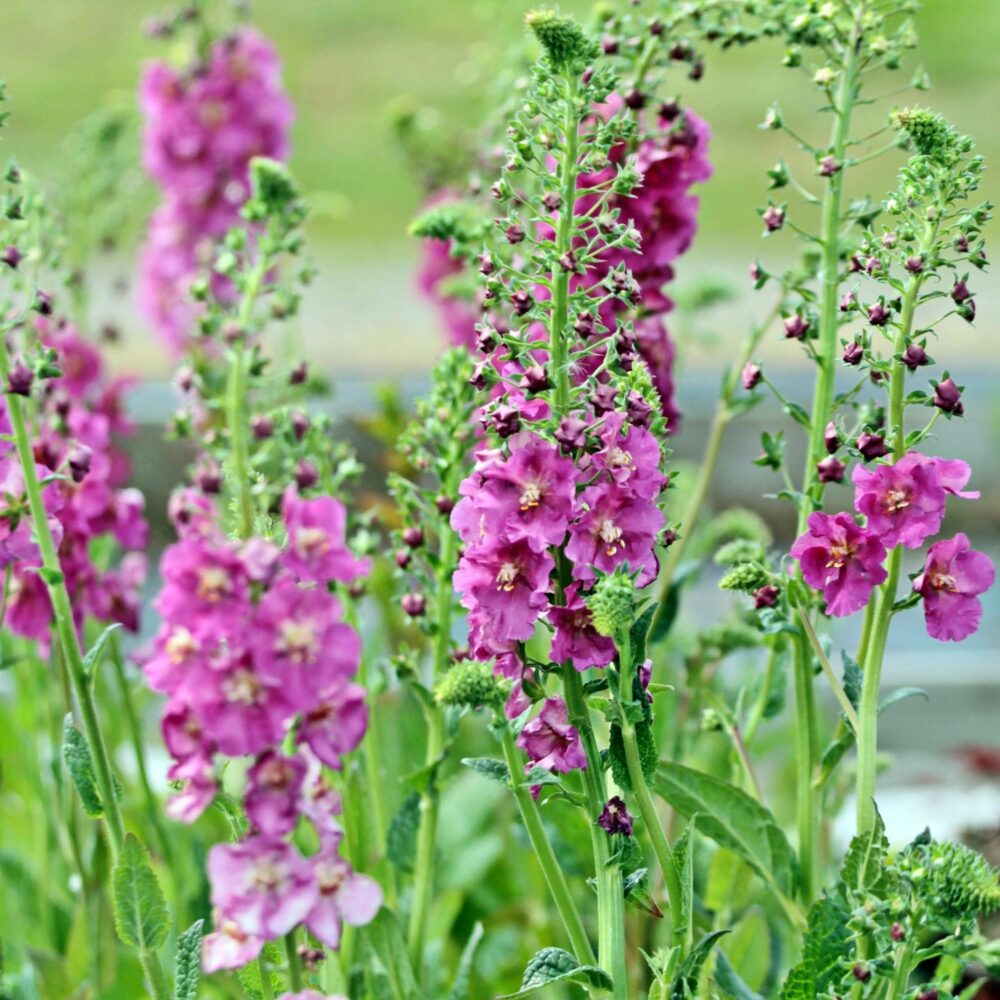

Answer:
[62,715,103,817]
[356,908,422,1000]
[386,791,422,874]
[778,896,851,1000]
[498,947,613,998]
[111,834,169,953]
[671,930,730,1000]
[461,756,511,787]
[173,919,203,1000]
[447,921,484,1000]
[524,10,598,70]
[435,660,509,708]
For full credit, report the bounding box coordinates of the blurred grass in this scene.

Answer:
[0,0,996,254]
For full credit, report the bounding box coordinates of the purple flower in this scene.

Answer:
[548,583,616,670]
[304,844,383,949]
[588,411,665,501]
[245,750,307,837]
[297,681,369,770]
[201,912,264,973]
[914,533,995,642]
[517,697,587,774]
[790,512,887,617]
[853,453,978,550]
[566,482,663,587]
[282,488,370,585]
[598,796,634,836]
[208,836,317,940]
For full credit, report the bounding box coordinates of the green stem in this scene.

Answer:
[744,640,780,745]
[499,727,597,969]
[0,368,125,862]
[796,608,862,733]
[138,951,172,1000]
[886,941,915,1000]
[793,632,819,904]
[284,930,303,992]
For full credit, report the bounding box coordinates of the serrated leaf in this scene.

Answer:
[840,807,888,899]
[498,948,613,999]
[82,623,122,677]
[778,897,850,999]
[357,907,421,1000]
[447,921,484,1000]
[62,715,103,817]
[174,919,203,1000]
[671,930,731,999]
[655,763,797,901]
[461,757,511,786]
[112,834,169,952]
[386,792,421,874]
[629,603,655,667]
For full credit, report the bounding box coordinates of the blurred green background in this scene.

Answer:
[0,0,996,377]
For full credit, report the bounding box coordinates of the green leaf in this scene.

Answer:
[607,721,656,793]
[629,603,655,666]
[357,907,422,1000]
[840,807,889,899]
[778,897,850,999]
[498,948,613,999]
[714,948,764,1000]
[622,867,662,918]
[461,757,511,787]
[671,930,731,999]
[386,792,421,875]
[841,652,862,711]
[648,583,680,645]
[62,715,103,817]
[879,686,929,713]
[112,834,169,952]
[82,622,122,677]
[675,820,696,935]
[447,921,484,1000]
[655,763,797,900]
[174,919,204,1000]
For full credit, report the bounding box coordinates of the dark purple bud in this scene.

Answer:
[581,66,595,86]
[598,796,634,836]
[295,459,319,491]
[555,416,589,453]
[291,410,310,440]
[601,34,619,54]
[289,361,308,385]
[749,261,762,284]
[865,256,881,275]
[574,312,597,340]
[649,19,664,36]
[849,254,863,273]
[933,377,963,415]
[520,364,550,393]
[478,252,495,276]
[857,432,890,460]
[402,526,424,548]
[951,281,972,305]
[958,298,976,323]
[954,234,970,253]
[505,223,525,245]
[6,360,33,396]
[916,991,938,1000]
[475,326,496,354]
[402,592,426,617]
[1,245,21,268]
[624,89,647,110]
[852,965,871,983]
[882,232,897,249]
[175,367,195,393]
[196,461,223,494]
[395,548,411,570]
[839,291,856,312]
[34,290,53,315]
[222,320,245,345]
[867,302,890,326]
[689,59,704,81]
[662,529,678,548]
[905,255,924,274]
[669,42,691,60]
[67,444,93,483]
[626,390,653,429]
[753,585,780,609]
[762,205,785,232]
[742,362,762,390]
[491,403,521,438]
[558,250,578,273]
[470,360,491,390]
[251,414,274,440]
[816,456,846,484]
[843,341,864,365]
[824,421,840,454]
[100,323,120,343]
[511,289,534,316]
[783,314,810,340]
[818,155,841,176]
[890,922,905,942]
[542,192,562,212]
[658,98,680,122]
[901,344,928,371]
[435,494,455,516]
[590,383,618,415]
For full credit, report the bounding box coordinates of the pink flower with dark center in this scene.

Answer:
[245,750,307,837]
[914,533,995,642]
[790,511,887,617]
[201,910,264,973]
[304,843,383,949]
[565,482,663,587]
[281,488,370,584]
[250,582,361,709]
[853,452,979,549]
[297,681,369,771]
[589,411,665,500]
[208,836,317,940]
[453,539,554,642]
[548,583,616,670]
[517,697,587,774]
[165,752,217,823]
[155,536,249,622]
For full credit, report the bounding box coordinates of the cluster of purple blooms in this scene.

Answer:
[791,451,995,640]
[138,29,294,352]
[419,96,711,432]
[1,315,147,645]
[452,407,666,773]
[141,486,380,970]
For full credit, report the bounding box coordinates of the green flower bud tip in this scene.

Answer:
[893,108,964,166]
[587,569,636,638]
[249,157,299,213]
[719,561,771,594]
[435,660,509,709]
[714,538,765,567]
[525,9,598,68]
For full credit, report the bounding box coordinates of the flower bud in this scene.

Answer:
[402,526,424,548]
[289,361,308,385]
[901,344,928,370]
[783,313,810,339]
[623,89,646,110]
[196,461,223,494]
[511,289,534,316]
[1,245,21,268]
[598,797,634,836]
[68,444,93,483]
[435,494,455,515]
[555,416,588,453]
[395,548,411,570]
[587,571,635,637]
[435,658,507,708]
[401,592,426,617]
[505,223,525,245]
[818,155,841,176]
[753,585,780,609]
[520,364,550,393]
[291,410,310,440]
[626,390,653,428]
[843,341,864,365]
[34,290,53,315]
[933,377,963,415]
[824,421,840,454]
[867,302,890,326]
[762,205,785,232]
[816,456,846,483]
[491,403,521,438]
[857,432,890,460]
[251,414,274,440]
[295,459,319,491]
[951,280,971,304]
[7,360,34,396]
[742,362,762,390]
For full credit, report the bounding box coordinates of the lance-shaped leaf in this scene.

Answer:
[63,715,103,817]
[498,948,613,998]
[112,834,169,952]
[174,919,203,1000]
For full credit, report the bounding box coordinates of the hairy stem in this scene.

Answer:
[793,632,820,904]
